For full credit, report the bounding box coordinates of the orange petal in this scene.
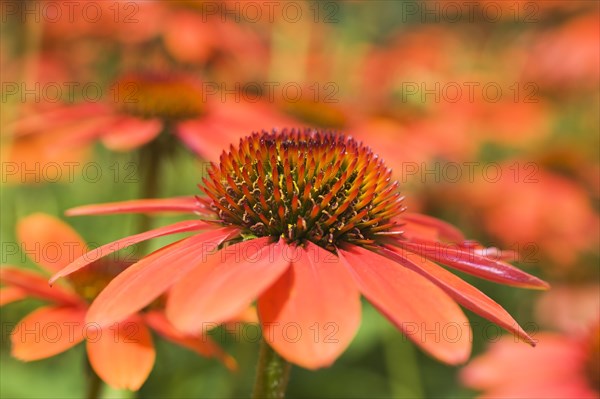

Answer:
[175,118,231,161]
[17,213,88,274]
[66,197,204,216]
[11,306,86,361]
[87,315,155,391]
[382,247,536,345]
[167,238,291,333]
[259,242,361,369]
[50,219,211,284]
[101,117,163,151]
[144,311,237,371]
[8,103,109,135]
[339,245,472,365]
[0,267,83,306]
[86,228,237,327]
[45,114,118,154]
[0,286,27,306]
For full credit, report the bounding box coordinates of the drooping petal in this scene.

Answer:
[381,247,536,345]
[144,311,237,371]
[397,241,549,289]
[86,228,237,327]
[50,220,211,284]
[0,286,27,306]
[167,239,291,333]
[86,315,155,391]
[17,213,88,273]
[66,197,204,216]
[11,306,86,361]
[100,117,163,151]
[1,267,83,306]
[338,245,472,365]
[400,213,465,242]
[258,242,361,369]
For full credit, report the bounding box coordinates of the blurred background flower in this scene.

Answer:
[1,0,598,397]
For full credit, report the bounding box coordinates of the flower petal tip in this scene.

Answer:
[64,208,81,217]
[447,351,471,366]
[539,281,551,290]
[529,278,551,291]
[522,333,538,347]
[48,275,59,286]
[11,349,32,362]
[433,344,471,366]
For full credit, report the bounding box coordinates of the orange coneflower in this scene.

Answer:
[8,71,292,161]
[1,214,237,391]
[51,129,548,369]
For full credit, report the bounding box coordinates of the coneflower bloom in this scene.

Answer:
[8,72,291,160]
[52,129,548,369]
[1,214,237,390]
[461,325,600,399]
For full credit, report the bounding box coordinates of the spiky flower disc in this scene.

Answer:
[201,128,405,250]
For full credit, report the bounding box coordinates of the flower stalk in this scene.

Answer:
[86,356,103,399]
[252,338,292,399]
[135,127,176,254]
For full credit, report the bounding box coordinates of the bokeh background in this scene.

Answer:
[1,1,598,398]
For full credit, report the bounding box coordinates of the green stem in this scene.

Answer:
[252,339,292,399]
[135,137,164,254]
[86,357,103,399]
